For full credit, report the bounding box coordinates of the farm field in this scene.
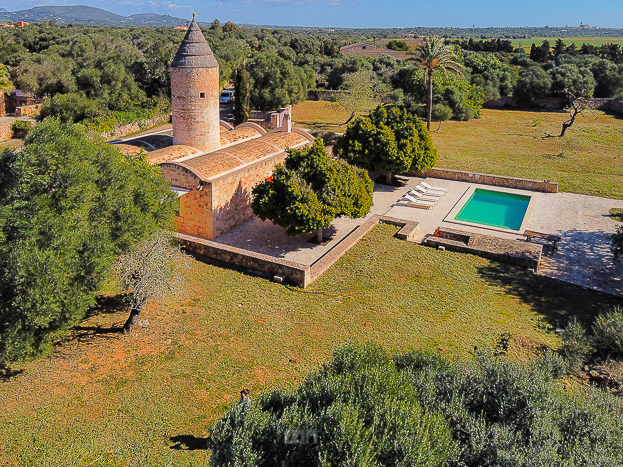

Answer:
[431,108,623,199]
[2,224,621,465]
[518,36,623,52]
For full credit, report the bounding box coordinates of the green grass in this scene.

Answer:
[2,224,621,465]
[519,36,623,52]
[293,100,351,133]
[431,108,623,199]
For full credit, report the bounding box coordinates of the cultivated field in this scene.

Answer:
[520,36,623,51]
[2,224,621,465]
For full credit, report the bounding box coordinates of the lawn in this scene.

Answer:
[293,100,351,133]
[431,108,623,199]
[2,224,621,465]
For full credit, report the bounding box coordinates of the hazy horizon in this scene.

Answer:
[1,1,622,29]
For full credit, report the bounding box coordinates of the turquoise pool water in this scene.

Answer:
[454,189,530,230]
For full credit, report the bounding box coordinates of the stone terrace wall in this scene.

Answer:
[410,168,559,193]
[177,233,310,287]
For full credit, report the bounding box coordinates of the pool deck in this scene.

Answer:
[213,176,623,297]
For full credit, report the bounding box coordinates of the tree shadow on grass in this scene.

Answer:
[476,262,623,330]
[1,365,24,382]
[169,434,211,451]
[85,294,130,318]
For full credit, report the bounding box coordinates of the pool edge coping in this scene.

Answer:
[442,185,539,235]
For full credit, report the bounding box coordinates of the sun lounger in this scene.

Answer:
[401,194,435,209]
[408,190,439,202]
[414,184,445,197]
[420,181,448,193]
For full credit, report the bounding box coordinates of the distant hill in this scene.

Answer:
[0,5,188,27]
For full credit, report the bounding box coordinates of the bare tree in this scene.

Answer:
[559,89,596,137]
[113,230,191,334]
[333,71,391,125]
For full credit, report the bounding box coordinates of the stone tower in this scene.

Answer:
[171,14,220,153]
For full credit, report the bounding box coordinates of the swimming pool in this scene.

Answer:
[453,189,531,231]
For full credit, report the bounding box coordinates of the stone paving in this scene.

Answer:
[213,176,623,296]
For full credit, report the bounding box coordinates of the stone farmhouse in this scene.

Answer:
[115,14,314,240]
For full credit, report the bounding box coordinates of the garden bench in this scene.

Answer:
[523,230,562,249]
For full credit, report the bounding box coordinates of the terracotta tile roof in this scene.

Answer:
[115,134,174,152]
[146,145,201,164]
[173,130,312,180]
[220,126,263,146]
[115,144,146,155]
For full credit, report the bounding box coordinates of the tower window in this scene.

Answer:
[199,92,206,99]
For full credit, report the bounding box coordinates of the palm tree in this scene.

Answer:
[0,65,14,95]
[416,36,463,130]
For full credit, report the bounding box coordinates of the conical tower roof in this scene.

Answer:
[171,14,218,68]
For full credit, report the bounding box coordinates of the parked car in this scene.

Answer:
[219,90,234,104]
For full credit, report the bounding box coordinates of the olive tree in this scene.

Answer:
[113,230,190,334]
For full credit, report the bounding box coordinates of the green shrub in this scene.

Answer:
[10,120,32,137]
[209,344,454,467]
[395,349,623,466]
[431,103,453,122]
[592,306,623,357]
[559,318,592,370]
[611,208,623,222]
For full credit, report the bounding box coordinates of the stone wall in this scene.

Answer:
[409,168,559,193]
[484,96,623,114]
[307,89,349,101]
[101,114,170,141]
[15,104,40,117]
[0,121,12,142]
[177,232,311,286]
[211,152,288,238]
[159,163,214,239]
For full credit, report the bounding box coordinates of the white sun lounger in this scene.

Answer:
[402,194,435,209]
[414,184,445,197]
[408,190,440,202]
[420,181,448,193]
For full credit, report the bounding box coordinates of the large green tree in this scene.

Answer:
[251,139,373,241]
[416,36,463,130]
[233,64,250,125]
[334,105,437,184]
[0,119,177,363]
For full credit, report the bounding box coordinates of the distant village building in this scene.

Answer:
[115,14,314,240]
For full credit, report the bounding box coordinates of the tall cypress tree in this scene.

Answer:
[234,65,250,125]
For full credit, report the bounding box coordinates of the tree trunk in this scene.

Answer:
[316,228,323,243]
[344,111,356,125]
[386,173,393,185]
[560,112,578,137]
[123,303,143,334]
[427,72,433,131]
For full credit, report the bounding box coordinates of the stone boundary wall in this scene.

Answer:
[409,168,559,193]
[15,105,40,117]
[485,96,623,114]
[100,114,171,141]
[307,89,349,101]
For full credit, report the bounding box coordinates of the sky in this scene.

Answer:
[3,0,623,28]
